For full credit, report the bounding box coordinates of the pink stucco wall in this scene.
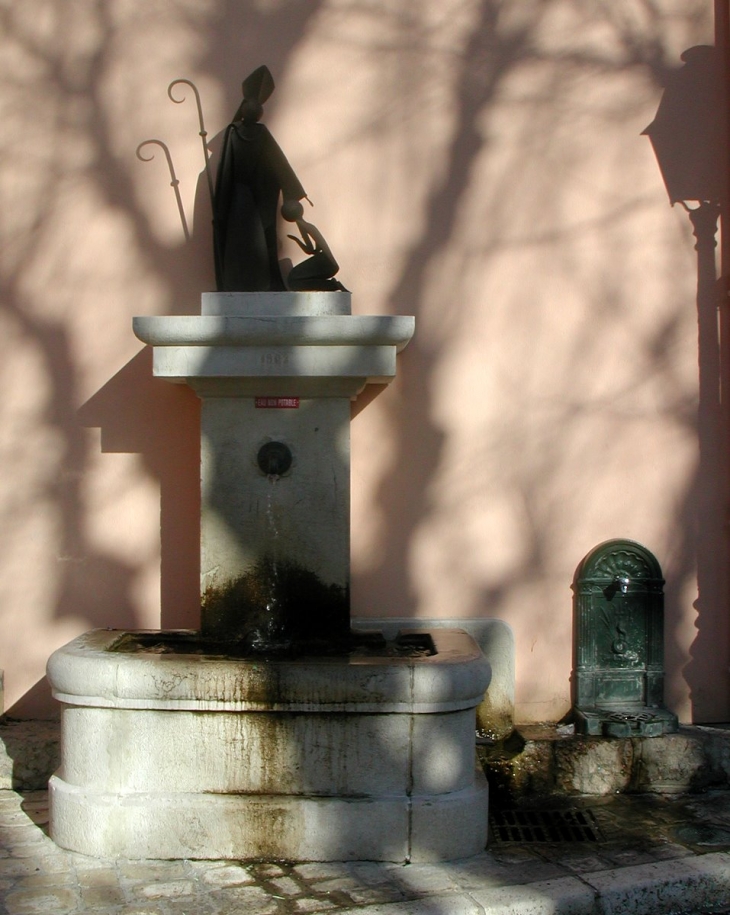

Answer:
[0,0,725,724]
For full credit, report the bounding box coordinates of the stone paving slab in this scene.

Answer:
[0,789,729,914]
[583,854,730,915]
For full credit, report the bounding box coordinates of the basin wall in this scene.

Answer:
[59,705,477,796]
[47,627,491,861]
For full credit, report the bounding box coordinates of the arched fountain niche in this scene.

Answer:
[571,538,678,738]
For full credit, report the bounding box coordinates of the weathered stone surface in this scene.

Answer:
[632,730,715,793]
[479,724,730,801]
[2,785,730,915]
[354,618,515,741]
[583,853,730,915]
[200,395,351,643]
[133,291,415,649]
[697,725,730,782]
[470,876,596,915]
[132,298,416,398]
[554,735,633,795]
[47,629,489,861]
[480,730,554,805]
[201,290,352,317]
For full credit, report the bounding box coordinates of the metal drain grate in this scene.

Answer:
[490,808,603,844]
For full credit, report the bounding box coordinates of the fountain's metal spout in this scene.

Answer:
[257,441,292,477]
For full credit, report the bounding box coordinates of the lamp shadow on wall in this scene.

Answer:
[643,44,729,722]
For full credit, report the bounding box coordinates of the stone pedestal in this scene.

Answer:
[133,291,414,648]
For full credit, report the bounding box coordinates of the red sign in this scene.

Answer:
[255,397,300,409]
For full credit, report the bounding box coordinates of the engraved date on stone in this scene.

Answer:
[260,352,289,367]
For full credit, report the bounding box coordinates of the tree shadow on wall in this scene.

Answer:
[357,1,678,610]
[351,0,719,722]
[68,1,330,633]
[0,0,327,721]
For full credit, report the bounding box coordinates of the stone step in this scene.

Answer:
[479,724,730,804]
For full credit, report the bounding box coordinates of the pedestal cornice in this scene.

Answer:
[133,312,414,398]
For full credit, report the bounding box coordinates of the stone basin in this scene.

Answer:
[47,627,491,862]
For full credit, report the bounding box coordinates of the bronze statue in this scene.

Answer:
[213,66,302,291]
[138,66,344,292]
[281,200,345,292]
[213,66,344,293]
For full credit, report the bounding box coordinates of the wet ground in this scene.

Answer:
[491,789,730,854]
[1,788,730,914]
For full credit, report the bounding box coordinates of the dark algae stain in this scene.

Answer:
[201,555,350,652]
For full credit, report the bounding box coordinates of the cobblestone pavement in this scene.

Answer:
[1,790,730,914]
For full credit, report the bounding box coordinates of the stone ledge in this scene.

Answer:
[354,618,515,742]
[480,724,730,803]
[47,628,490,712]
[0,718,60,790]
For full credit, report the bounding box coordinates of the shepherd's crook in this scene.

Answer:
[168,78,214,206]
[136,139,190,241]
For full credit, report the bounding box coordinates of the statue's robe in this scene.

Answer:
[213,120,305,292]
